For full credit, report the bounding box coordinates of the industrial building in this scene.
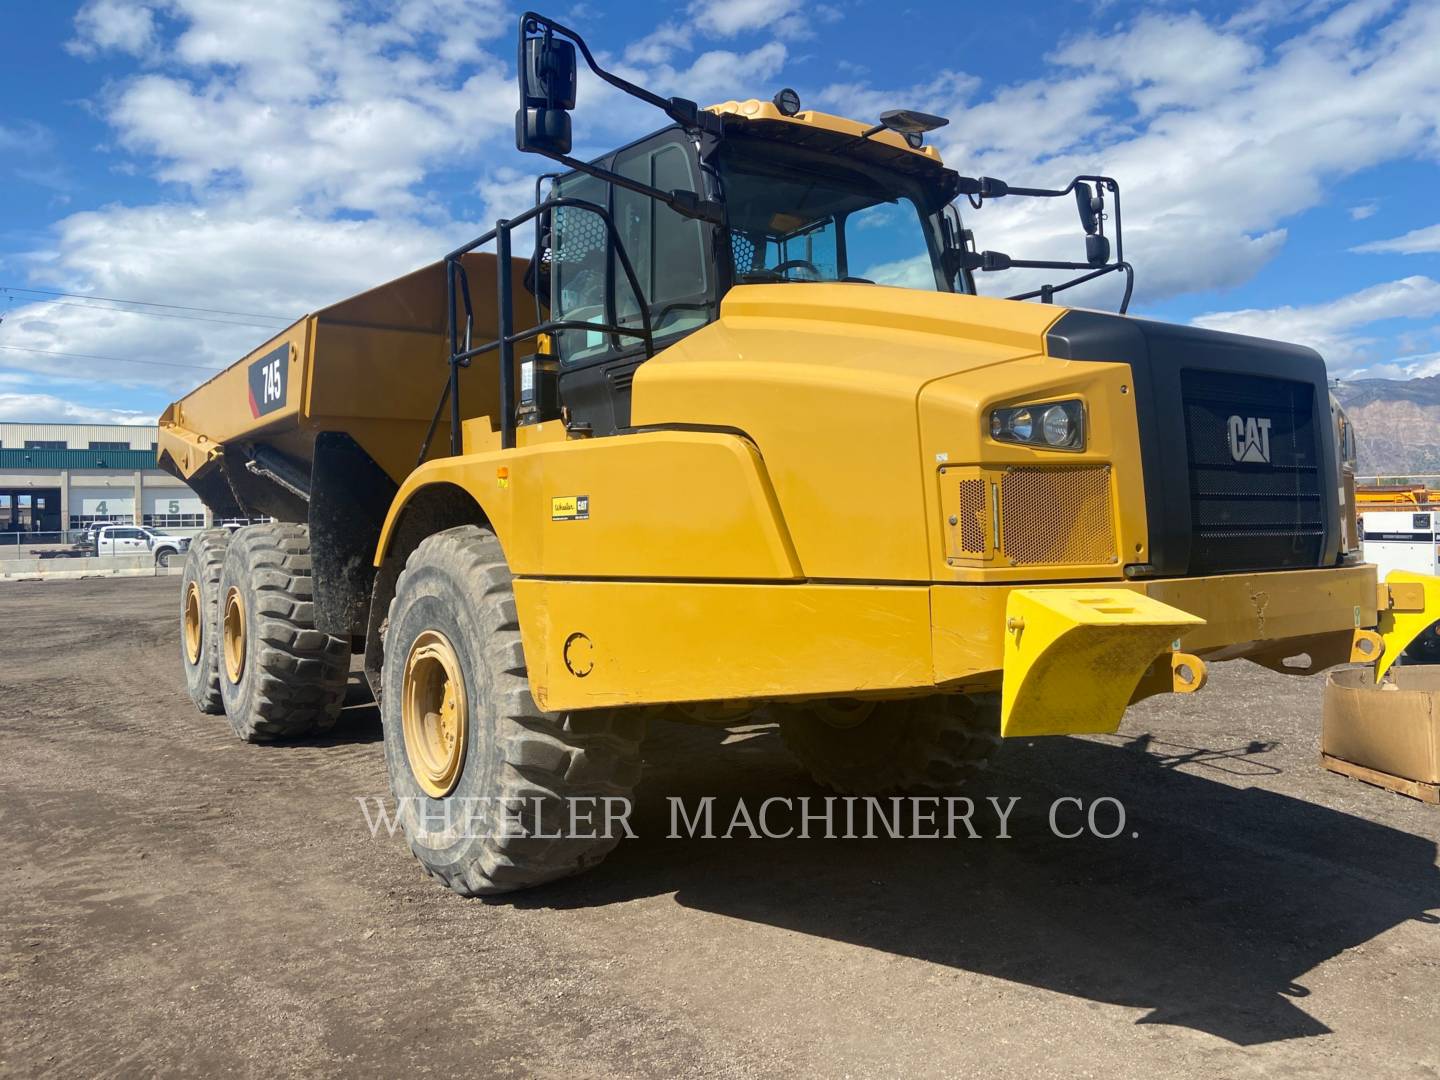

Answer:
[0,421,208,535]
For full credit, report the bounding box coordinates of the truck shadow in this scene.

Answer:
[529,721,1440,1047]
[289,674,383,746]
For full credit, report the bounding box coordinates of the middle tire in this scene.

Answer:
[217,522,350,742]
[773,693,1003,796]
[381,525,645,896]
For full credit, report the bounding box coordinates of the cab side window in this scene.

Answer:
[614,135,713,342]
[548,131,714,367]
[550,170,613,363]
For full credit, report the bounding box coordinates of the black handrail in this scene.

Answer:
[417,194,654,465]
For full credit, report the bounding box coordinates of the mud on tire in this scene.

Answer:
[381,525,645,896]
[217,523,350,742]
[179,528,231,714]
[773,693,1003,796]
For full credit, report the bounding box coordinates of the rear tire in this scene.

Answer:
[774,693,1003,796]
[217,523,350,742]
[381,525,644,896]
[179,529,231,714]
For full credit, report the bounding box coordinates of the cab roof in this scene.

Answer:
[706,98,949,180]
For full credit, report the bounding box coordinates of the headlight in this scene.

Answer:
[990,399,1085,450]
[1041,405,1072,446]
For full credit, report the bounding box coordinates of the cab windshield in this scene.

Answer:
[716,141,949,291]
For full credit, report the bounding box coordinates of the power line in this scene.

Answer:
[0,285,293,322]
[3,294,291,331]
[0,344,217,372]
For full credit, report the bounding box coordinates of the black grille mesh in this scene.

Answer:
[1181,370,1323,573]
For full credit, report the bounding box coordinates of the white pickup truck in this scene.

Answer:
[90,524,191,566]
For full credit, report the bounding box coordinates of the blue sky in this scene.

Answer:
[2,0,1439,424]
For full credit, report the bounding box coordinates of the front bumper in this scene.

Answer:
[933,564,1379,690]
[514,564,1437,721]
[945,565,1440,738]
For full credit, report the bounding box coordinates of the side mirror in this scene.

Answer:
[516,35,577,156]
[517,107,571,156]
[1086,233,1111,266]
[1074,182,1097,234]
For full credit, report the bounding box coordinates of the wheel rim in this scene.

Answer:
[222,586,246,684]
[183,581,203,665]
[402,630,468,799]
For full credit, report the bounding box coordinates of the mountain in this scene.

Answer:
[1331,376,1440,478]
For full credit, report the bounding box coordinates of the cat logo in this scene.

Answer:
[1227,414,1272,464]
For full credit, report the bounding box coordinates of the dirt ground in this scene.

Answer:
[2,577,1438,1078]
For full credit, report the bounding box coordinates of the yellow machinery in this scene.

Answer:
[160,12,1440,895]
[1356,484,1439,512]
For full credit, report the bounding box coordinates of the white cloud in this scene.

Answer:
[1354,223,1440,254]
[817,70,979,127]
[819,2,1440,307]
[1050,12,1263,117]
[1341,349,1440,380]
[67,0,159,58]
[0,122,56,155]
[1191,275,1440,372]
[687,0,824,40]
[97,3,516,216]
[0,392,152,425]
[2,205,458,395]
[624,24,693,67]
[1350,202,1379,220]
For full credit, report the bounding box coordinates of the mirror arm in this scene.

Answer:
[521,12,723,135]
[1004,262,1134,314]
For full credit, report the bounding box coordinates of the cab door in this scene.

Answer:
[549,128,718,435]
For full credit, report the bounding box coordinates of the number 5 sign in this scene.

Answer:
[247,344,289,418]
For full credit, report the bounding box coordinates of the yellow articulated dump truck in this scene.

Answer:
[160,11,1440,895]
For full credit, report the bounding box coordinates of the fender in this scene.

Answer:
[374,428,802,581]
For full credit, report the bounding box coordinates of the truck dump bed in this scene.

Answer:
[157,253,530,520]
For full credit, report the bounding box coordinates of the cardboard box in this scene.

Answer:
[1323,666,1440,785]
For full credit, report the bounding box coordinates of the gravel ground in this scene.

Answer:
[2,576,1438,1078]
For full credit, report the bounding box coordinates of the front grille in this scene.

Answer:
[999,465,1115,566]
[1181,370,1323,573]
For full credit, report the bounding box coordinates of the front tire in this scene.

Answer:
[774,693,1003,796]
[381,525,644,896]
[217,523,350,742]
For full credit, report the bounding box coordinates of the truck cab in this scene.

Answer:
[542,107,962,435]
[94,524,190,565]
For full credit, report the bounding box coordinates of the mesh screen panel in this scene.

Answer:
[957,478,988,555]
[1000,466,1116,566]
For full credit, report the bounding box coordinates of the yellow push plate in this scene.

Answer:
[1001,589,1205,738]
[1376,570,1440,679]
